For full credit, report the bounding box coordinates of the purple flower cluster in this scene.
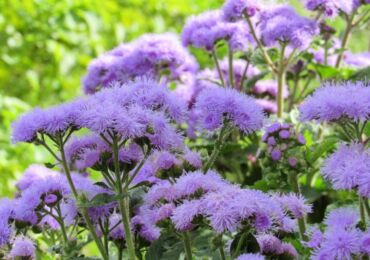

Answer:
[11,100,83,143]
[83,33,198,94]
[143,170,310,238]
[182,10,253,51]
[262,122,306,164]
[256,234,298,258]
[8,236,35,259]
[307,207,370,259]
[259,6,319,49]
[322,143,370,196]
[222,0,262,21]
[304,0,362,17]
[194,87,265,133]
[300,81,370,122]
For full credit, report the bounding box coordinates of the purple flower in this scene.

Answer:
[16,164,60,191]
[11,100,83,143]
[360,232,370,254]
[172,171,229,199]
[222,0,262,21]
[322,143,370,191]
[271,149,282,161]
[82,33,198,94]
[182,10,252,51]
[259,6,319,49]
[288,157,298,167]
[194,87,265,133]
[306,226,324,249]
[305,0,361,17]
[324,207,359,231]
[236,253,264,260]
[183,148,202,169]
[0,199,13,246]
[276,193,312,219]
[8,236,35,259]
[279,130,291,139]
[171,199,203,231]
[256,234,283,254]
[313,229,360,260]
[297,134,306,145]
[109,213,125,240]
[300,81,370,123]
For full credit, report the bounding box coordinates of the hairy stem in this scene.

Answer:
[245,15,276,72]
[212,48,225,87]
[57,134,109,260]
[202,123,231,174]
[289,174,308,241]
[335,13,355,68]
[277,44,287,118]
[232,232,247,259]
[182,231,193,260]
[228,45,235,88]
[112,136,136,260]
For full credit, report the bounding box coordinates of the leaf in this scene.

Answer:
[78,193,125,208]
[350,66,370,81]
[230,232,260,257]
[93,181,110,189]
[243,71,269,90]
[145,237,165,260]
[305,138,337,164]
[129,181,151,190]
[44,162,56,169]
[309,63,355,80]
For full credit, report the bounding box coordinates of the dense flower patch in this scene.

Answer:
[3,0,370,259]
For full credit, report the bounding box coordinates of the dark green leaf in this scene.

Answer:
[305,138,337,164]
[243,71,269,90]
[78,193,125,208]
[350,66,370,81]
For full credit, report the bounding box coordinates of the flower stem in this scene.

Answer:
[335,13,355,68]
[363,197,370,219]
[112,136,136,260]
[245,15,276,72]
[228,45,235,88]
[57,134,109,260]
[182,231,193,260]
[288,174,308,241]
[202,123,231,174]
[360,195,366,225]
[232,232,247,259]
[277,44,287,118]
[212,48,226,87]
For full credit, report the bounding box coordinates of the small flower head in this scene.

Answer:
[9,236,35,259]
[194,87,265,133]
[223,0,262,21]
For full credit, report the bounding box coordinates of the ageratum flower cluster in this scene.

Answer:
[322,143,370,197]
[6,0,370,258]
[262,122,306,165]
[307,207,370,259]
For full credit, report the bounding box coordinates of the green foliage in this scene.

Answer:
[0,0,223,197]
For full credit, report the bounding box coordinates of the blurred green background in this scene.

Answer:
[0,0,369,197]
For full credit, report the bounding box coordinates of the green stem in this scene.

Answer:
[363,197,370,219]
[277,44,287,118]
[335,13,355,68]
[55,204,69,246]
[182,232,193,260]
[232,232,247,259]
[112,136,136,260]
[219,247,226,260]
[57,134,109,260]
[228,45,235,88]
[360,195,366,224]
[239,59,250,91]
[245,15,276,72]
[117,244,123,260]
[288,75,299,111]
[288,174,308,241]
[202,124,231,174]
[212,48,226,87]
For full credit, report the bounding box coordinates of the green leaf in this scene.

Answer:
[145,237,165,260]
[78,193,125,208]
[309,63,355,80]
[44,162,56,169]
[243,71,269,90]
[349,66,370,81]
[305,138,337,164]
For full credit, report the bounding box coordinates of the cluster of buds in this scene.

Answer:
[262,122,306,168]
